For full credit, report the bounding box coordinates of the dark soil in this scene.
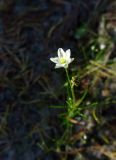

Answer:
[0,0,116,160]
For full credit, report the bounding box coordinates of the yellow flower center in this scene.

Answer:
[59,58,66,64]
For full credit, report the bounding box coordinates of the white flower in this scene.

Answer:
[91,45,95,51]
[50,48,74,69]
[100,43,106,50]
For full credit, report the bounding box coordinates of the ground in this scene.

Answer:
[0,0,116,160]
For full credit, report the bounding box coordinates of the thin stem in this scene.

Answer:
[65,68,75,104]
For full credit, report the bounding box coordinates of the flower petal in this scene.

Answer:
[66,49,71,59]
[50,57,59,63]
[70,58,74,62]
[63,63,68,68]
[58,48,65,58]
[55,62,68,69]
[68,58,74,64]
[55,64,62,68]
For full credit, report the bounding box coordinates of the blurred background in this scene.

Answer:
[0,0,116,160]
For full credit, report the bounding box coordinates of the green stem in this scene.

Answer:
[65,68,75,104]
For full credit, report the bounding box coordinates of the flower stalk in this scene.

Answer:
[65,68,75,104]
